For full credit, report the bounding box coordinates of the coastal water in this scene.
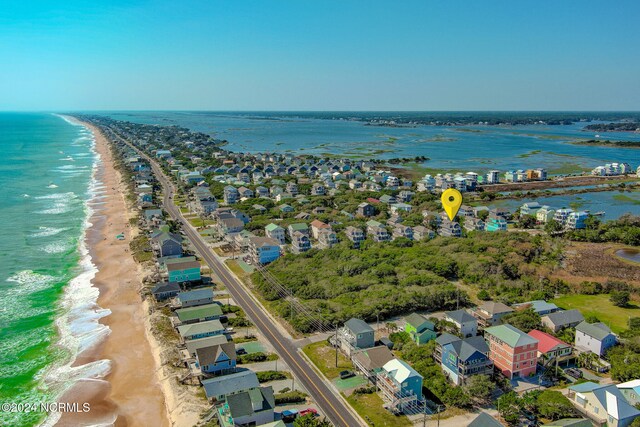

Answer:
[105,111,640,172]
[0,113,108,427]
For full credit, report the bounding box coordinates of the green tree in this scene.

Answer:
[535,390,575,420]
[610,291,631,307]
[497,391,521,425]
[477,289,491,301]
[463,375,495,403]
[517,215,537,229]
[501,308,541,332]
[294,415,331,427]
[544,219,563,233]
[442,386,472,408]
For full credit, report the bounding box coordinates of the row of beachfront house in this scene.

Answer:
[116,143,280,427]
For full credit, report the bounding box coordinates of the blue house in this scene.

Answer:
[379,359,423,412]
[249,237,281,264]
[195,342,237,375]
[441,336,493,385]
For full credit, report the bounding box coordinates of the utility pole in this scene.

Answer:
[335,323,339,368]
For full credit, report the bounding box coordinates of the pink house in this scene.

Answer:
[484,324,539,379]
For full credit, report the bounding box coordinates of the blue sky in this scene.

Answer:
[1,0,639,111]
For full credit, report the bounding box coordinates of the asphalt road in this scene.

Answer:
[111,131,365,427]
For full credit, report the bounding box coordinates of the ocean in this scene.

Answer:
[0,113,109,427]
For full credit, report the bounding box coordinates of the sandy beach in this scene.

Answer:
[56,120,170,427]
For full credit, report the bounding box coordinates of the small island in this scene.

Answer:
[571,139,640,148]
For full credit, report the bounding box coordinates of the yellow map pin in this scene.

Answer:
[441,188,462,221]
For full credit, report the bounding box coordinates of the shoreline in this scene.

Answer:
[55,119,170,427]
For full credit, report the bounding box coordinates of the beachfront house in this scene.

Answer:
[178,288,214,308]
[575,321,617,356]
[195,342,237,375]
[151,282,181,301]
[165,256,201,283]
[185,335,229,358]
[202,370,260,402]
[150,231,183,257]
[177,319,225,341]
[485,324,538,379]
[176,303,223,325]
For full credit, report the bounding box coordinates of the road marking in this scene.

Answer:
[116,137,361,427]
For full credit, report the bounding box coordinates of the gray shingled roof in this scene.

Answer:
[435,332,460,347]
[201,370,259,398]
[195,342,236,366]
[575,321,613,340]
[345,318,373,334]
[152,282,180,294]
[227,386,275,418]
[467,412,503,427]
[543,309,584,327]
[445,309,476,324]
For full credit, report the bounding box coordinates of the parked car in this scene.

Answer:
[299,408,318,417]
[565,368,583,379]
[236,348,247,355]
[281,409,298,422]
[339,370,355,380]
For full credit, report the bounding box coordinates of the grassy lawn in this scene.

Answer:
[346,393,411,427]
[302,341,352,380]
[225,260,250,278]
[552,294,640,333]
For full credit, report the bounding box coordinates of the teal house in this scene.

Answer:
[485,215,508,232]
[166,256,201,283]
[404,313,437,345]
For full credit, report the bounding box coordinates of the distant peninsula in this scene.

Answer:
[584,122,640,132]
